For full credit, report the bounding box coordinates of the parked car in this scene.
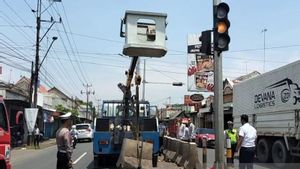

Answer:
[76,123,93,142]
[194,128,215,148]
[190,130,197,142]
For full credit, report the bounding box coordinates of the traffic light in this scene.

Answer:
[199,30,212,55]
[214,2,230,52]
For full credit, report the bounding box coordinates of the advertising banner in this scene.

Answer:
[24,108,39,133]
[187,34,214,92]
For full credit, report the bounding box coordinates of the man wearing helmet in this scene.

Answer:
[225,121,238,164]
[70,125,79,149]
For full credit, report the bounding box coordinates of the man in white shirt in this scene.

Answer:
[33,124,40,149]
[181,123,190,142]
[188,119,195,140]
[236,114,257,169]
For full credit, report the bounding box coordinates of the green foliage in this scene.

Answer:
[55,104,69,112]
[71,109,79,117]
[55,104,79,117]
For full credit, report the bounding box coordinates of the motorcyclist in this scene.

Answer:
[70,125,79,149]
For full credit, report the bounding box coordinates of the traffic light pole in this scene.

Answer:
[213,0,225,168]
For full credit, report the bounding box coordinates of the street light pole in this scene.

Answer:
[262,28,267,73]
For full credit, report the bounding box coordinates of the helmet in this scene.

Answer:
[72,125,76,129]
[227,121,233,124]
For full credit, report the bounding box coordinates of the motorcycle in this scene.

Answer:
[72,135,77,149]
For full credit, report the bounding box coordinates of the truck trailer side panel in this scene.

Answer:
[233,60,300,138]
[233,60,300,165]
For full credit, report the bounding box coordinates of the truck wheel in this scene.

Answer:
[93,156,99,169]
[257,138,272,163]
[152,155,158,167]
[0,161,6,169]
[272,140,289,168]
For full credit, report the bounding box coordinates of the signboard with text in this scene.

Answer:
[187,34,214,92]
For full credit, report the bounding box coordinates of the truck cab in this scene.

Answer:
[93,100,159,167]
[0,98,11,169]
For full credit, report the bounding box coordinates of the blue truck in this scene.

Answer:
[93,100,159,167]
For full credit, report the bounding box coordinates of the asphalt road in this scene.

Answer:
[197,147,300,169]
[12,141,94,169]
[13,140,298,169]
[11,141,181,169]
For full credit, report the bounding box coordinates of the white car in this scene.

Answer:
[76,123,93,142]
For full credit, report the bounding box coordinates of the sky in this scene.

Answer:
[1,0,300,108]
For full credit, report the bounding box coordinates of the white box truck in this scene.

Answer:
[233,60,300,166]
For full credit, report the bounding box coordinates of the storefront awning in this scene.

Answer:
[197,107,211,117]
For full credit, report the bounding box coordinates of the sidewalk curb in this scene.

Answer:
[12,139,56,151]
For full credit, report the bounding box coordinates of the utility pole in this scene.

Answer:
[32,0,60,108]
[96,99,101,118]
[29,62,34,107]
[33,0,41,108]
[213,0,224,168]
[142,59,146,101]
[81,84,94,120]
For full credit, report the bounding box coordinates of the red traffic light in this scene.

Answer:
[216,2,230,19]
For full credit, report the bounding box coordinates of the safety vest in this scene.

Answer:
[226,129,237,144]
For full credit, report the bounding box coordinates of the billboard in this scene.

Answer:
[187,34,214,92]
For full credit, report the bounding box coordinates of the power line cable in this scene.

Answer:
[3,0,35,34]
[51,50,81,89]
[146,65,181,82]
[54,24,85,85]
[0,12,34,43]
[57,2,90,84]
[0,36,33,61]
[48,50,83,95]
[23,0,37,17]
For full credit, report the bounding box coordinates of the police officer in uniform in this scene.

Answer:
[225,121,238,164]
[56,112,73,169]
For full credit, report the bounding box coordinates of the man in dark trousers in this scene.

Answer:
[56,112,73,169]
[33,124,40,149]
[236,114,257,169]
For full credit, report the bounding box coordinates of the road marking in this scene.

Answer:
[72,152,87,165]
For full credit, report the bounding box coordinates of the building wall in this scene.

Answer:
[223,94,232,103]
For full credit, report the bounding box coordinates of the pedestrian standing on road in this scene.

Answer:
[188,119,195,141]
[181,123,190,142]
[236,114,257,169]
[56,112,73,169]
[177,122,184,139]
[158,122,167,155]
[225,121,238,164]
[33,124,40,149]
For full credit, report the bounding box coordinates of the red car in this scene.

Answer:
[194,128,215,148]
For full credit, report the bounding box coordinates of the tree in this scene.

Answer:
[55,104,79,117]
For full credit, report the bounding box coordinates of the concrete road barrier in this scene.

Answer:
[163,136,170,155]
[169,138,178,162]
[184,142,202,169]
[176,140,188,166]
[116,138,153,169]
[165,137,173,161]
